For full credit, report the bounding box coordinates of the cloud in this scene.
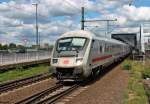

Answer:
[0,0,149,45]
[119,5,150,21]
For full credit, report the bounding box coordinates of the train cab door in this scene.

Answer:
[89,39,96,67]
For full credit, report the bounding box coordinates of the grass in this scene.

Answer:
[0,64,49,83]
[122,60,149,104]
[121,60,132,71]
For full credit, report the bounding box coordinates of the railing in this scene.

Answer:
[0,51,51,66]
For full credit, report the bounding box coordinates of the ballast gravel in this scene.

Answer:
[64,64,130,104]
[0,78,56,104]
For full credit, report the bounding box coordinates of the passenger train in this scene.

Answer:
[50,30,130,81]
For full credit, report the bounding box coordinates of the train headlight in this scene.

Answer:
[76,58,83,65]
[52,59,58,64]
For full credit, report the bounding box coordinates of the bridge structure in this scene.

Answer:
[111,24,150,54]
[109,24,150,60]
[112,33,137,49]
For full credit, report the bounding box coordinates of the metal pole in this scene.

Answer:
[0,53,2,65]
[39,32,40,48]
[140,25,142,54]
[81,7,84,30]
[32,3,39,49]
[106,20,109,38]
[36,4,39,47]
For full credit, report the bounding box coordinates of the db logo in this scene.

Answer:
[63,60,69,64]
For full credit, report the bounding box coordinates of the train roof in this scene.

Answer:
[59,30,127,45]
[60,30,95,39]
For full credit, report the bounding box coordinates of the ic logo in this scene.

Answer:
[63,59,69,64]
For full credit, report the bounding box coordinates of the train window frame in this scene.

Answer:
[56,37,88,51]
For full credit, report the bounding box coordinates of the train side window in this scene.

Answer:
[105,44,109,53]
[91,39,95,49]
[99,46,102,53]
[104,44,106,52]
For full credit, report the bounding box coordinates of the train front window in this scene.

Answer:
[57,37,87,51]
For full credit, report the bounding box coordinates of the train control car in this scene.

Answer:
[50,30,130,81]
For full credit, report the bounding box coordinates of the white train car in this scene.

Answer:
[50,30,130,81]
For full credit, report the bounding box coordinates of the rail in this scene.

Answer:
[0,73,51,94]
[16,84,64,104]
[16,83,79,104]
[37,84,79,104]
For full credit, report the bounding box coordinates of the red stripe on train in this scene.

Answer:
[92,55,112,63]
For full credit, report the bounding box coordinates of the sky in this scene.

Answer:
[0,0,150,45]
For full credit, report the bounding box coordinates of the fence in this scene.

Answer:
[0,51,51,66]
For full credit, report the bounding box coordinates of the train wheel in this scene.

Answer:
[91,70,94,77]
[96,69,100,76]
[95,66,102,76]
[90,70,95,79]
[98,66,102,74]
[92,68,99,77]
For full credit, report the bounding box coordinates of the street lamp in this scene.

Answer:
[129,0,136,6]
[32,3,39,49]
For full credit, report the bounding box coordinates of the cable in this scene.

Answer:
[63,0,81,11]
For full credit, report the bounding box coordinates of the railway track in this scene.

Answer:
[13,61,122,104]
[0,73,51,94]
[16,83,79,104]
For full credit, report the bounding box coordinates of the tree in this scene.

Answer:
[0,43,2,50]
[2,44,8,50]
[9,43,16,49]
[17,45,25,49]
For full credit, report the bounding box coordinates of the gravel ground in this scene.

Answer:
[59,64,130,104]
[144,80,150,89]
[144,79,150,104]
[0,78,56,104]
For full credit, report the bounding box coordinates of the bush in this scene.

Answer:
[123,60,149,104]
[122,60,132,70]
[124,64,132,70]
[15,65,24,71]
[142,67,150,79]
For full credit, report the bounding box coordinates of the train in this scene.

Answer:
[50,30,130,81]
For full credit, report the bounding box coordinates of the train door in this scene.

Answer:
[98,41,106,66]
[89,39,104,68]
